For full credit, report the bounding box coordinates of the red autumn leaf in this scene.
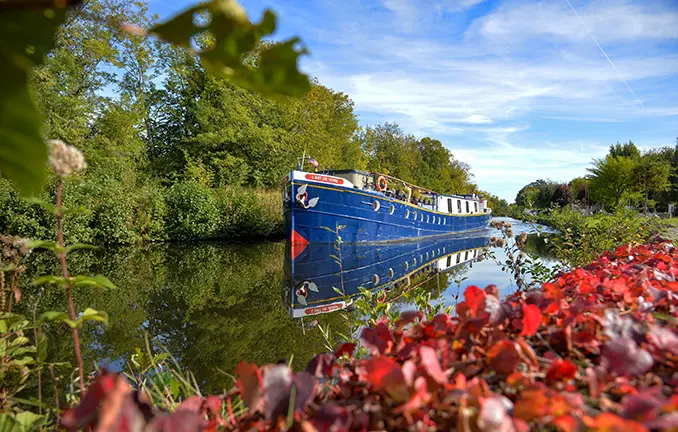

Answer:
[61,370,119,429]
[514,387,550,421]
[262,365,315,421]
[235,361,263,412]
[419,345,447,385]
[553,415,580,432]
[334,342,356,359]
[363,357,409,402]
[395,310,423,328]
[146,411,207,432]
[397,376,431,414]
[203,395,222,419]
[600,337,654,377]
[543,282,562,301]
[305,353,335,378]
[487,340,519,376]
[583,413,648,432]
[176,395,203,413]
[464,285,486,315]
[520,304,541,336]
[360,322,393,355]
[545,359,577,383]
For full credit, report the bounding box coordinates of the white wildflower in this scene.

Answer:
[47,139,87,177]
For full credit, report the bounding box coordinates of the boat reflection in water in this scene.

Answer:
[284,232,491,318]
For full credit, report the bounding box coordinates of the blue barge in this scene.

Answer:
[283,169,491,249]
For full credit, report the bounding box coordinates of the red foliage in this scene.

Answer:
[67,241,678,431]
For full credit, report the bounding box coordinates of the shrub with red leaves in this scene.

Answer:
[64,241,678,431]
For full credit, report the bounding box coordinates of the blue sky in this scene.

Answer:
[148,0,677,202]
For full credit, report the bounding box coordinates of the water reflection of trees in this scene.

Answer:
[17,242,348,393]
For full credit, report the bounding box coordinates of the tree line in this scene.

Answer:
[0,0,480,244]
[511,139,678,214]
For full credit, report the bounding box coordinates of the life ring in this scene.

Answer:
[376,176,388,192]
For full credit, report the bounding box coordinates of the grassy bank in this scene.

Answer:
[526,208,667,267]
[0,177,283,245]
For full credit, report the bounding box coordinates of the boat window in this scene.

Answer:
[457,199,462,213]
[447,256,452,267]
[465,251,469,260]
[405,261,409,270]
[405,209,410,218]
[426,252,429,260]
[373,274,380,285]
[466,201,470,213]
[426,215,430,223]
[456,254,460,264]
[447,198,453,213]
[413,211,417,220]
[388,268,394,278]
[390,204,395,215]
[420,213,424,222]
[474,202,478,213]
[373,201,380,211]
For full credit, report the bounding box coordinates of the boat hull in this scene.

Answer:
[284,175,491,244]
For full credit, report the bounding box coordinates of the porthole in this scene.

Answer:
[413,211,417,220]
[426,252,429,260]
[420,254,423,262]
[389,204,395,215]
[443,218,446,225]
[412,258,417,265]
[438,248,441,255]
[405,261,409,270]
[373,274,380,285]
[426,215,430,223]
[405,209,410,218]
[443,247,446,253]
[388,268,394,278]
[420,213,424,222]
[373,201,380,211]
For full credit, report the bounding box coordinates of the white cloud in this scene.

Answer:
[472,0,678,43]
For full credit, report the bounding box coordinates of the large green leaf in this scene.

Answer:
[0,6,68,195]
[149,0,310,98]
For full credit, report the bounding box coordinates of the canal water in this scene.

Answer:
[23,218,557,392]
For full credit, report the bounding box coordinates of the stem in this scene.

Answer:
[56,181,85,395]
[0,271,5,312]
[32,293,43,416]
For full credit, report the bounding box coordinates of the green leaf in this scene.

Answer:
[149,0,310,98]
[71,275,116,289]
[76,308,109,327]
[39,311,69,324]
[32,275,66,286]
[0,6,68,195]
[65,244,98,254]
[27,240,61,253]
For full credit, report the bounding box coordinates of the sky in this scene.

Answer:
[148,0,677,202]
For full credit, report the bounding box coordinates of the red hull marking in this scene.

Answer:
[305,303,344,315]
[290,230,309,260]
[304,174,344,185]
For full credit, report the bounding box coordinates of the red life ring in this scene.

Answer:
[376,176,388,192]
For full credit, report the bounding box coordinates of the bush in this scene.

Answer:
[539,208,666,267]
[214,187,283,239]
[164,180,219,241]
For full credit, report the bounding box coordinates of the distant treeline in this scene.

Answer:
[506,139,678,216]
[0,0,483,244]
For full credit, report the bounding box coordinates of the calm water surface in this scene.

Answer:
[27,218,556,392]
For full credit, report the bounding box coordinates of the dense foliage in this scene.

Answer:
[55,240,678,431]
[513,140,678,214]
[0,0,480,245]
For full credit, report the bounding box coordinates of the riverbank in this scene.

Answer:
[513,208,669,267]
[0,177,283,245]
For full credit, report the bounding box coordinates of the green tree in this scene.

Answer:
[609,140,640,159]
[633,153,671,212]
[587,155,636,210]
